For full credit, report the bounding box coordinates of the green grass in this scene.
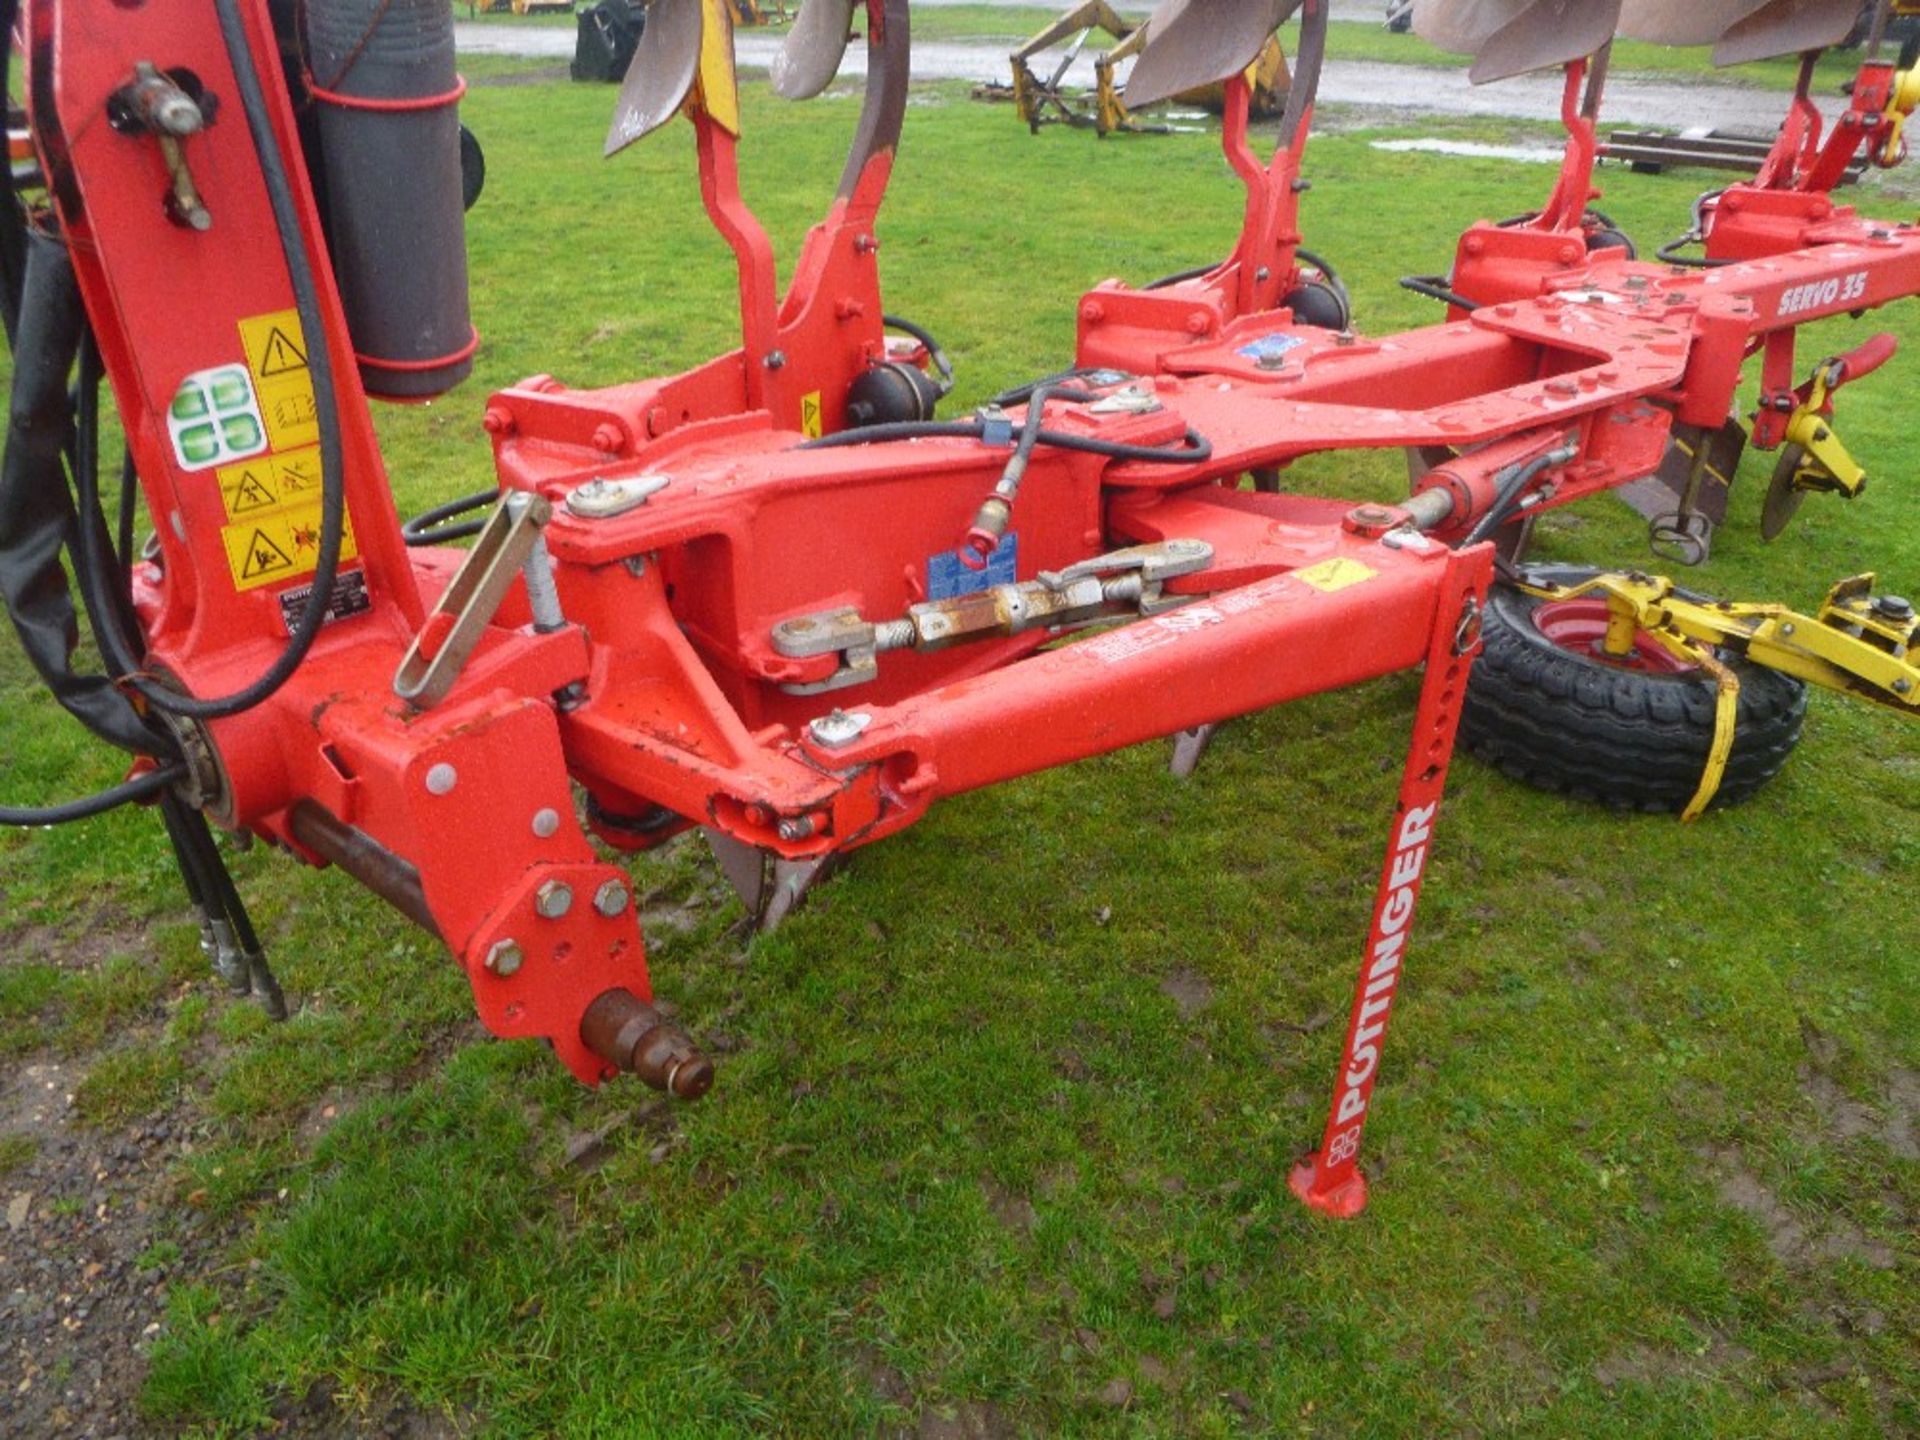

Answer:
[2,70,1917,1438]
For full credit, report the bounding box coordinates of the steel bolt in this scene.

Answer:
[532,807,561,839]
[593,880,630,918]
[484,940,524,977]
[535,880,574,919]
[425,763,457,796]
[778,816,818,842]
[809,709,871,748]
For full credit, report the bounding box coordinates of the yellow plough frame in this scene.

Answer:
[989,1,1290,136]
[1517,571,1918,820]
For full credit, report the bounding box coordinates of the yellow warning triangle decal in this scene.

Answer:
[239,529,294,579]
[258,327,308,377]
[229,471,277,513]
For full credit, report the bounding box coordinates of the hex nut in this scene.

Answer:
[535,880,574,920]
[593,880,630,918]
[484,940,524,978]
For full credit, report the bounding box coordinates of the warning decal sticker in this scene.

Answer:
[237,309,320,451]
[1293,558,1377,594]
[215,447,323,521]
[220,500,358,594]
[203,311,335,594]
[800,390,824,439]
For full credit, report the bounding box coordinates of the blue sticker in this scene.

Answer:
[1235,332,1304,363]
[927,532,1018,600]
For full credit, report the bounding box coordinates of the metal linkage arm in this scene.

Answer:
[769,540,1214,694]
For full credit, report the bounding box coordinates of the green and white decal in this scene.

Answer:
[167,364,269,471]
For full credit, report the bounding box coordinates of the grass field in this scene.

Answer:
[1,61,1917,1439]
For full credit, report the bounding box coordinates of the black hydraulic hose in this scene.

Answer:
[959,381,1098,563]
[402,487,495,546]
[121,0,346,721]
[0,235,167,756]
[798,419,981,449]
[1655,236,1732,269]
[882,313,954,395]
[1658,190,1734,270]
[0,0,26,349]
[1400,274,1480,311]
[1464,444,1577,546]
[1000,382,1098,500]
[158,796,211,916]
[1295,247,1344,292]
[1144,263,1213,292]
[991,366,1127,409]
[1146,249,1346,297]
[71,333,149,682]
[115,448,138,580]
[1043,427,1211,463]
[159,793,283,1013]
[798,417,1212,466]
[0,764,187,827]
[188,812,285,1016]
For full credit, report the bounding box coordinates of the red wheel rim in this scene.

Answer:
[1531,598,1698,675]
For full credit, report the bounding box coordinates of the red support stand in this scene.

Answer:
[1288,545,1491,1219]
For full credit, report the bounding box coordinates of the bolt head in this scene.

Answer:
[484,940,523,977]
[593,880,630,918]
[808,709,872,748]
[425,763,457,796]
[535,880,574,919]
[531,807,561,839]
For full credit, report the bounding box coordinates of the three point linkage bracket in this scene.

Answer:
[769,539,1215,695]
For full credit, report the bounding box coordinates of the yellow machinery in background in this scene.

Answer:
[989,1,1290,135]
[509,0,790,18]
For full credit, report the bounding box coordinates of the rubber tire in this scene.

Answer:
[1462,569,1808,812]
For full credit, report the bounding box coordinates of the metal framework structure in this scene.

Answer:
[1,0,1915,1222]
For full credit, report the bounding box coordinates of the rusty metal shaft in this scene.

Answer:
[581,988,715,1099]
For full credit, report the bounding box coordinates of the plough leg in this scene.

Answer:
[1168,723,1218,778]
[1288,547,1490,1219]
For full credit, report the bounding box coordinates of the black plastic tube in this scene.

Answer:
[799,417,1212,466]
[0,764,187,827]
[1464,446,1575,546]
[402,487,495,546]
[882,313,953,395]
[1399,274,1481,311]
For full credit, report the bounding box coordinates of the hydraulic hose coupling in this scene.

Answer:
[581,988,715,1100]
[962,495,1013,570]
